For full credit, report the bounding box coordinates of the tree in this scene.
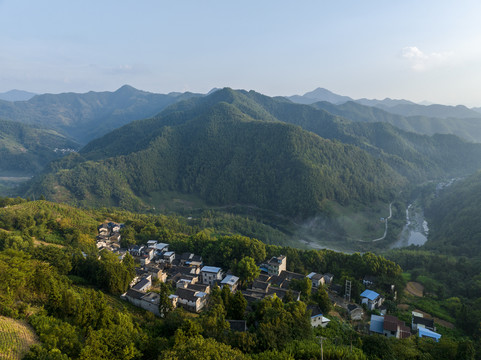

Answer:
[227,291,247,320]
[313,286,331,314]
[235,257,260,287]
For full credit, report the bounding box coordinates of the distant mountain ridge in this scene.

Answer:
[289,87,481,120]
[0,85,201,144]
[0,89,37,101]
[312,101,481,143]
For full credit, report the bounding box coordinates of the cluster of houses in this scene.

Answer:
[369,311,441,342]
[96,222,124,253]
[121,240,240,314]
[94,227,443,338]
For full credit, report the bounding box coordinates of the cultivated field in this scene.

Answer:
[0,316,38,360]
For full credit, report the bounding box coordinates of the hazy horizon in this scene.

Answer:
[2,1,481,106]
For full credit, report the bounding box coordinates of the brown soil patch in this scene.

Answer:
[397,304,410,310]
[405,282,424,297]
[328,310,343,320]
[33,239,64,248]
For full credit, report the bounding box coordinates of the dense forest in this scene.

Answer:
[0,118,79,175]
[0,198,477,359]
[22,88,481,222]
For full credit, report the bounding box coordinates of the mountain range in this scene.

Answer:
[0,85,201,144]
[23,88,481,220]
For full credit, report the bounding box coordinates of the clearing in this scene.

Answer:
[0,316,38,360]
[405,281,424,297]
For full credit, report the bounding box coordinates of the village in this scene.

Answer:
[96,221,442,342]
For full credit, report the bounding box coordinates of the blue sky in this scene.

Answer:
[1,1,481,106]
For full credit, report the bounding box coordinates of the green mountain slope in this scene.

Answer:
[0,118,79,175]
[26,92,405,217]
[24,88,481,218]
[0,85,200,144]
[424,172,481,257]
[312,100,481,143]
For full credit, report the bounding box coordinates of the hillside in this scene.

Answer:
[423,171,481,257]
[0,85,200,144]
[312,101,481,143]
[0,118,79,175]
[26,96,403,218]
[23,88,481,219]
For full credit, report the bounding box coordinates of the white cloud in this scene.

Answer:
[401,46,452,71]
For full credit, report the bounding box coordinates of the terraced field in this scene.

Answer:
[0,316,38,360]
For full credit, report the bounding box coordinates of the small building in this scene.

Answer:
[201,266,223,285]
[323,273,334,285]
[360,289,383,311]
[147,240,158,248]
[155,242,169,253]
[418,327,441,342]
[411,311,436,331]
[163,251,175,264]
[122,289,161,316]
[266,255,287,276]
[369,314,410,339]
[252,280,270,293]
[132,275,152,292]
[221,275,240,292]
[307,305,330,328]
[307,272,325,288]
[175,287,208,313]
[347,304,363,321]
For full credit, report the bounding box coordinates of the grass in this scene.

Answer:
[0,316,38,360]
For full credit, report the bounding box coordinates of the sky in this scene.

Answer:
[1,1,481,106]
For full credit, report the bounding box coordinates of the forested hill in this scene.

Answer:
[424,171,481,257]
[0,85,200,144]
[25,89,407,217]
[312,100,481,143]
[0,118,79,175]
[24,88,481,217]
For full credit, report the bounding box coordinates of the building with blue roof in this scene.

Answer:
[370,314,385,334]
[360,289,383,310]
[418,327,441,342]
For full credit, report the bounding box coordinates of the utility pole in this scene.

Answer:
[317,336,326,360]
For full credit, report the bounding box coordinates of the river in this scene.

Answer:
[390,203,428,249]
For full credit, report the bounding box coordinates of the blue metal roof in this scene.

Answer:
[370,314,384,334]
[360,289,380,301]
[201,266,222,273]
[418,327,441,341]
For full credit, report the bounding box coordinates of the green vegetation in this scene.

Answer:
[0,118,79,176]
[0,85,200,144]
[312,100,481,143]
[0,196,476,359]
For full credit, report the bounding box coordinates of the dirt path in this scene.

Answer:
[405,281,424,297]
